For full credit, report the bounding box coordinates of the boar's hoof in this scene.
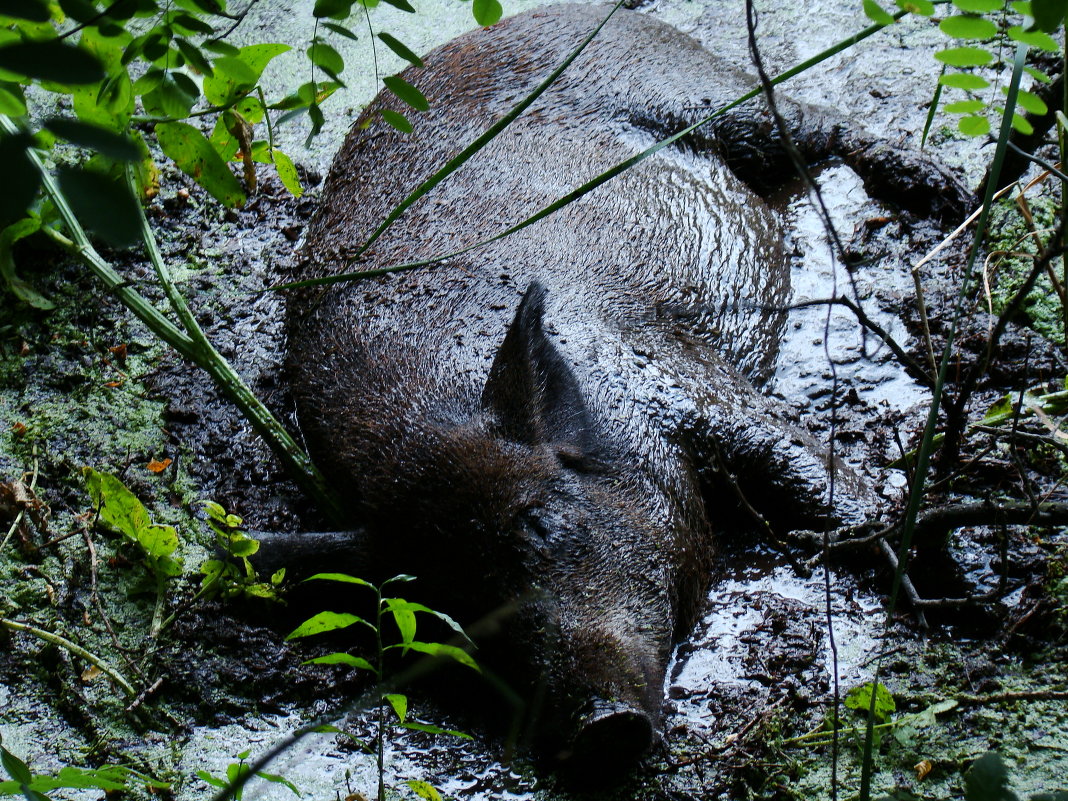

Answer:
[560,697,653,778]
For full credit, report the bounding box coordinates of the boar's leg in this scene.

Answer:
[249,528,374,581]
[622,328,873,530]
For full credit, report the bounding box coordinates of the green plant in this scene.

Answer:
[862,0,1060,139]
[287,573,477,801]
[0,734,168,800]
[83,465,182,637]
[199,500,285,602]
[196,750,300,801]
[787,681,959,754]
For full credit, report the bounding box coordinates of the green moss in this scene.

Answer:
[987,194,1066,347]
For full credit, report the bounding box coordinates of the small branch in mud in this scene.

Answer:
[790,499,1068,555]
[0,617,138,699]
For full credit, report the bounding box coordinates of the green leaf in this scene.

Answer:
[398,721,472,738]
[1024,66,1052,83]
[83,468,151,541]
[155,121,246,207]
[175,38,214,76]
[56,166,142,247]
[0,218,52,310]
[313,0,354,17]
[176,0,226,15]
[385,693,407,722]
[0,133,40,229]
[322,22,359,40]
[472,0,502,25]
[844,681,895,723]
[896,0,935,13]
[394,641,480,672]
[0,82,25,116]
[0,0,49,21]
[380,108,412,132]
[45,118,141,160]
[982,393,1014,425]
[394,600,474,646]
[379,0,415,11]
[863,0,897,23]
[308,41,344,81]
[0,40,105,84]
[939,14,998,38]
[305,572,374,587]
[302,652,377,672]
[226,761,250,789]
[137,522,179,558]
[405,780,443,801]
[935,46,995,66]
[952,0,1002,9]
[383,574,417,586]
[285,611,372,639]
[142,71,199,118]
[224,533,259,558]
[254,772,300,797]
[945,99,986,113]
[203,43,290,105]
[197,770,226,789]
[0,746,32,785]
[959,113,991,135]
[203,56,258,106]
[965,752,1016,801]
[1011,112,1034,135]
[1009,88,1049,115]
[378,32,423,67]
[385,598,417,645]
[271,149,303,197]
[306,102,325,146]
[1031,0,1068,30]
[939,72,990,90]
[1007,25,1061,50]
[383,75,428,111]
[203,39,241,56]
[59,0,100,22]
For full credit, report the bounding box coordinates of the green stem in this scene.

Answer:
[125,165,343,521]
[375,585,386,801]
[0,617,137,698]
[0,115,344,524]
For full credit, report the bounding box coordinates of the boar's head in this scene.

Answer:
[351,283,690,772]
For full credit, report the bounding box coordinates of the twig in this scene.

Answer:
[878,540,927,628]
[0,617,137,699]
[787,296,934,388]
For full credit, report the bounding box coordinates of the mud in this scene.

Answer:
[2,0,1067,799]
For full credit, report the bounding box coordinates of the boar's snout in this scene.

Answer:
[564,697,654,773]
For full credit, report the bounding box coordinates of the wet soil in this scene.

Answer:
[2,1,1067,799]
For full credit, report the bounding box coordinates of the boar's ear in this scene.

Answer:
[482,282,593,454]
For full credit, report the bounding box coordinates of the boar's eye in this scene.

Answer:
[518,507,551,548]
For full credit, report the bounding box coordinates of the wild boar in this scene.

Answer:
[284,3,965,772]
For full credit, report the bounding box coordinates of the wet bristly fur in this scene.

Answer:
[284,2,963,768]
